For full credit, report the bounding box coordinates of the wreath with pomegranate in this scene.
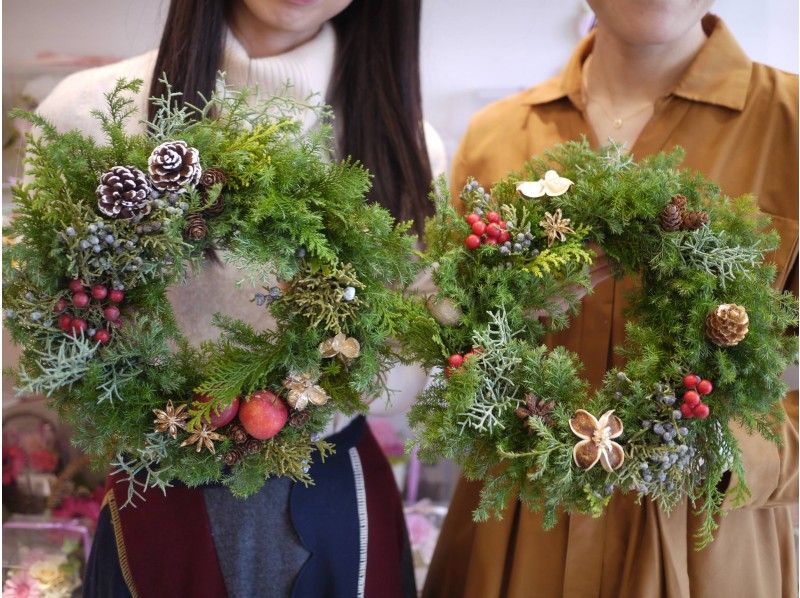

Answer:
[407,141,797,547]
[3,79,419,504]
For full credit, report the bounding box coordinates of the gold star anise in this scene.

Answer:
[180,423,225,454]
[539,208,575,247]
[515,393,555,431]
[153,400,188,439]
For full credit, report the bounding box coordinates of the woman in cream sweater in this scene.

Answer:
[34,1,445,596]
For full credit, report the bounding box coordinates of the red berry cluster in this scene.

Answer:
[679,374,712,419]
[463,212,510,250]
[55,279,125,343]
[444,348,483,378]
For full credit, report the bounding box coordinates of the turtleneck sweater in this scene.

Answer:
[34,24,445,430]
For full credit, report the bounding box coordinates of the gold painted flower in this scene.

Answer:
[539,208,575,247]
[153,400,188,439]
[569,409,625,472]
[319,333,361,360]
[180,423,225,454]
[516,170,574,198]
[283,372,330,411]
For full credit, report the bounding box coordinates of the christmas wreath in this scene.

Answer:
[407,141,798,547]
[4,79,419,504]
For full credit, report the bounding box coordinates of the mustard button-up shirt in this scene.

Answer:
[426,14,798,598]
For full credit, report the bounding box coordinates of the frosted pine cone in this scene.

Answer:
[148,140,201,193]
[96,166,152,219]
[659,204,683,232]
[706,304,749,347]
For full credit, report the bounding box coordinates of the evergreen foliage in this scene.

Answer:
[407,140,797,548]
[4,78,419,502]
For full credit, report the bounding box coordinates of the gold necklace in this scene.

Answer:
[582,54,655,129]
[590,99,654,129]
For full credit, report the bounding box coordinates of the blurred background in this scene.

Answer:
[2,0,798,591]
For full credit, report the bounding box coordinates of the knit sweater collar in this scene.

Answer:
[221,23,336,114]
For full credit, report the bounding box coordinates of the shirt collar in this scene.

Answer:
[522,14,752,112]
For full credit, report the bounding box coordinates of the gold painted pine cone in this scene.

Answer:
[705,303,749,347]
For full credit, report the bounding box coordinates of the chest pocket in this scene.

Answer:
[763,212,799,293]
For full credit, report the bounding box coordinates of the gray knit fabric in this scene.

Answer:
[203,478,309,598]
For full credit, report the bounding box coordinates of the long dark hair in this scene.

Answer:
[149,0,433,232]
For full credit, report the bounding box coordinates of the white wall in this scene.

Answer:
[420,0,799,155]
[3,1,798,158]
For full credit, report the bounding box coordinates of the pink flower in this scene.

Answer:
[3,570,41,598]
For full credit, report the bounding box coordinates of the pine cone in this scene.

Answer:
[222,449,242,467]
[148,140,201,193]
[705,303,749,347]
[202,194,225,217]
[659,204,683,232]
[184,214,208,241]
[228,424,249,445]
[681,210,710,231]
[200,168,227,188]
[244,438,263,455]
[670,194,688,211]
[96,166,152,220]
[289,410,311,428]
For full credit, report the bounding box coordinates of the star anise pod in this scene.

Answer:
[515,393,555,431]
[153,400,188,438]
[539,208,575,246]
[180,424,225,454]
